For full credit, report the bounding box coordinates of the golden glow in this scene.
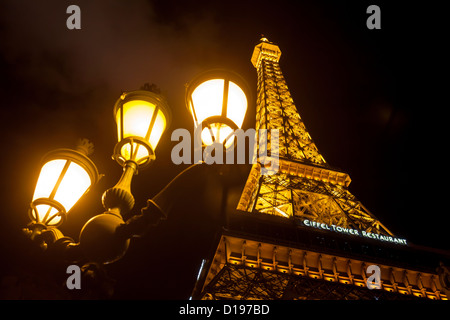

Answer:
[120,143,149,165]
[54,162,91,211]
[190,79,247,146]
[274,206,290,218]
[116,99,167,163]
[32,160,92,226]
[227,81,247,129]
[191,79,224,125]
[200,124,234,147]
[149,109,166,150]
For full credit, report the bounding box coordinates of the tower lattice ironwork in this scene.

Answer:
[192,38,450,300]
[238,38,391,234]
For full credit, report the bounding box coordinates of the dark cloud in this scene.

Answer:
[0,0,228,181]
[0,0,223,94]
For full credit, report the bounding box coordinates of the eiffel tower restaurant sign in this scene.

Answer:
[302,219,407,245]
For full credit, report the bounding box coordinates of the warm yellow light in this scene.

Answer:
[200,124,235,147]
[30,148,98,227]
[120,100,156,142]
[186,70,249,148]
[54,162,91,211]
[114,90,170,167]
[191,79,224,125]
[149,109,166,151]
[33,160,66,201]
[117,100,156,163]
[226,81,248,129]
[32,161,91,225]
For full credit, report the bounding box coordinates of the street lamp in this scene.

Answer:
[78,86,171,263]
[24,84,171,263]
[112,88,170,169]
[103,86,171,219]
[23,70,248,267]
[185,69,249,149]
[27,140,99,239]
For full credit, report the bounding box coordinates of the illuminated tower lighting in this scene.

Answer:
[191,38,449,300]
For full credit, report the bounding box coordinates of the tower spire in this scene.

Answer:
[251,38,326,165]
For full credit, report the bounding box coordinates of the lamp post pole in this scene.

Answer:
[102,160,137,218]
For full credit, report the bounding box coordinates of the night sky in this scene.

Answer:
[0,0,448,300]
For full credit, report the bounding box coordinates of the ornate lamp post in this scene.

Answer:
[23,85,170,263]
[80,87,171,263]
[22,71,248,272]
[103,88,171,217]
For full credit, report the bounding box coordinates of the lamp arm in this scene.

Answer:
[23,225,84,262]
[151,162,203,214]
[116,199,165,239]
[117,163,203,238]
[23,223,67,247]
[117,162,249,241]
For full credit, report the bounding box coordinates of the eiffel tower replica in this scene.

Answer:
[191,38,450,300]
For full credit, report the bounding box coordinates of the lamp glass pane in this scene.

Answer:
[35,206,59,225]
[32,159,66,201]
[116,99,158,162]
[120,100,156,140]
[226,81,247,128]
[53,161,92,213]
[201,124,234,147]
[149,109,166,150]
[31,160,92,225]
[32,159,66,224]
[191,79,224,125]
[120,143,149,164]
